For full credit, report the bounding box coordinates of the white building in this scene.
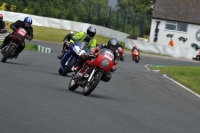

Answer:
[149,0,200,49]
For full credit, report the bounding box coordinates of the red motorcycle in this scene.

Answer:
[1,27,29,62]
[68,48,114,96]
[117,47,124,61]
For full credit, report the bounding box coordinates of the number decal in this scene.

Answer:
[105,51,114,61]
[18,29,26,36]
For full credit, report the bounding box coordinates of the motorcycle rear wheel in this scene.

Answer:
[2,45,16,63]
[62,58,76,76]
[83,71,103,96]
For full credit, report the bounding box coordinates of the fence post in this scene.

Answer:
[115,9,119,30]
[107,6,111,28]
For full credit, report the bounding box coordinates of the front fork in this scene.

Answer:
[87,67,96,82]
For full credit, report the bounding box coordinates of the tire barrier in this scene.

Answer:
[0,32,9,42]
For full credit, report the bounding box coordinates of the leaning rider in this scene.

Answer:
[57,31,75,59]
[58,26,97,60]
[0,17,34,58]
[60,26,97,72]
[0,14,6,34]
[79,38,120,82]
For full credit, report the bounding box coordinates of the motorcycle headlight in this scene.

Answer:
[101,60,109,68]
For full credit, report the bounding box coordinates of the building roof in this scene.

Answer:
[152,0,200,25]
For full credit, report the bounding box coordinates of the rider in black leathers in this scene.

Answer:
[0,17,34,58]
[0,14,6,34]
[57,31,75,59]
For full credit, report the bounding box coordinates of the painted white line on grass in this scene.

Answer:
[145,64,151,71]
[163,74,200,98]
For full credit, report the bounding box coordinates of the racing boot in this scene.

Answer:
[57,53,64,59]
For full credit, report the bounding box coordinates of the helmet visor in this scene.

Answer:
[25,22,31,27]
[88,32,95,37]
[109,46,117,51]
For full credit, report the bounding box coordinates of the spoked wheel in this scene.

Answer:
[2,45,15,63]
[83,71,103,96]
[68,76,79,91]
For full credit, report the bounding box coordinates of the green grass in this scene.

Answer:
[150,65,200,94]
[5,21,125,48]
[25,44,38,51]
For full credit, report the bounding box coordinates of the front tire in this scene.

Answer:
[2,45,16,63]
[68,76,79,91]
[83,71,103,96]
[58,68,62,75]
[62,58,76,76]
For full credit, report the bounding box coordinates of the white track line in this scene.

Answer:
[163,74,200,98]
[145,64,200,98]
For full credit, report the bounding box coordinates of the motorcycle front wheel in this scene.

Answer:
[83,71,103,96]
[2,44,16,63]
[62,58,76,76]
[68,76,79,91]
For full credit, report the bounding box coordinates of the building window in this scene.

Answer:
[165,21,188,32]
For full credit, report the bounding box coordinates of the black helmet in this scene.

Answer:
[107,38,119,52]
[87,26,96,37]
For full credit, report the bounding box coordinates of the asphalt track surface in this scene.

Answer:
[0,40,200,133]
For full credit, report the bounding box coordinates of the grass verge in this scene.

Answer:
[150,65,200,95]
[5,21,125,48]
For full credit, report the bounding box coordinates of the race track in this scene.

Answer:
[0,40,200,133]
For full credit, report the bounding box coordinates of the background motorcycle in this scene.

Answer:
[117,47,124,61]
[1,27,30,63]
[132,49,140,63]
[59,41,88,76]
[68,48,114,96]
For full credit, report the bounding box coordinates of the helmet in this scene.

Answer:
[0,14,3,21]
[69,31,74,35]
[87,26,96,37]
[107,38,119,52]
[24,17,32,27]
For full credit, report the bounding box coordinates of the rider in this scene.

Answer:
[132,45,140,60]
[57,31,74,59]
[58,26,97,60]
[117,42,124,61]
[132,45,140,52]
[0,14,6,33]
[79,38,120,82]
[0,17,34,58]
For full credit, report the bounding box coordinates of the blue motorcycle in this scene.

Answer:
[58,41,88,76]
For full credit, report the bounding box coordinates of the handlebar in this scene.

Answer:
[26,36,32,41]
[0,29,7,33]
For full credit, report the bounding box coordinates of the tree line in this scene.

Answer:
[0,0,155,37]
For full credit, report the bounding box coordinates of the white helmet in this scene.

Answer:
[69,31,74,35]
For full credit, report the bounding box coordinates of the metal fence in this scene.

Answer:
[83,6,147,37]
